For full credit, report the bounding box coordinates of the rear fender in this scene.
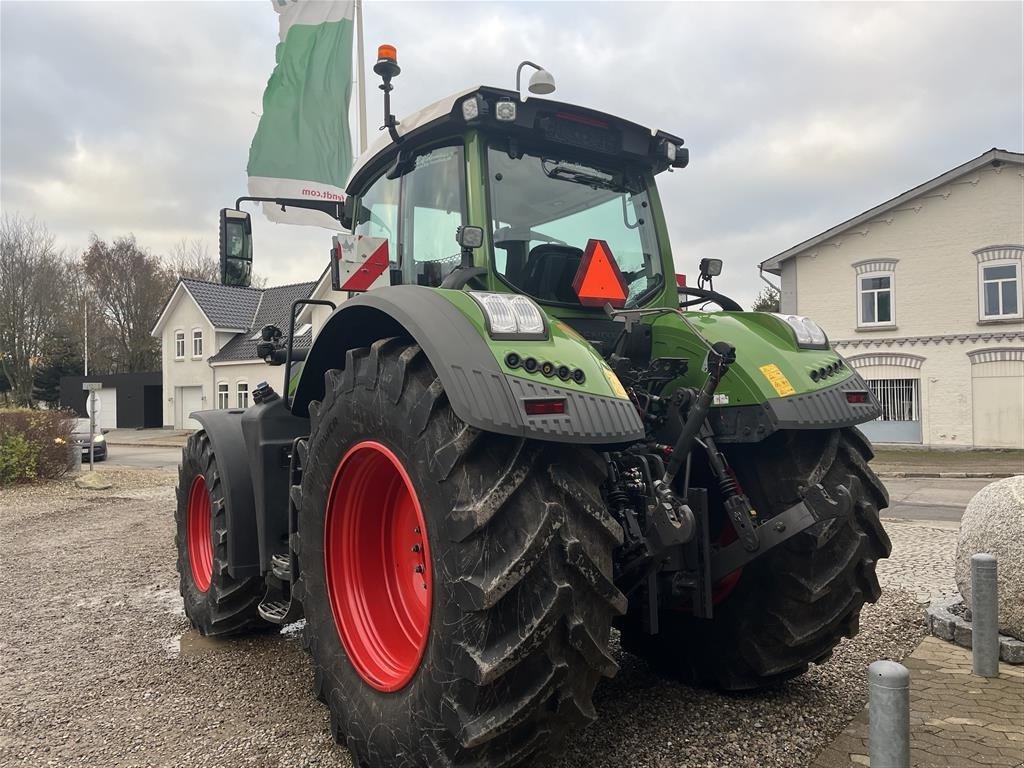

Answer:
[292,285,644,444]
[190,410,259,577]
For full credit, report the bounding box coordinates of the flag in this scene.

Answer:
[247,0,355,228]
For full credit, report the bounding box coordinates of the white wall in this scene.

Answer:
[209,361,288,406]
[781,161,1024,448]
[160,291,220,428]
[787,164,1023,339]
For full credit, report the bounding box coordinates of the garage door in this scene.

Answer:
[972,357,1024,448]
[177,386,204,430]
[861,377,923,444]
[85,387,118,430]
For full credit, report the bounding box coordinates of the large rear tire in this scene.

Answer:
[619,428,891,690]
[294,338,624,767]
[175,431,268,636]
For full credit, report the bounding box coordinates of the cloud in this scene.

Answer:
[2,0,1021,308]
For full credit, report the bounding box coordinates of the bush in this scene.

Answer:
[0,408,75,485]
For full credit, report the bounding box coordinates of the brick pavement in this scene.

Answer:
[812,637,1024,767]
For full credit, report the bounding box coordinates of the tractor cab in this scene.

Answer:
[341,79,688,313]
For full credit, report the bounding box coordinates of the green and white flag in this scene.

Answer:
[248,0,355,227]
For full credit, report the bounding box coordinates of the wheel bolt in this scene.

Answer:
[411,543,421,553]
[414,564,424,573]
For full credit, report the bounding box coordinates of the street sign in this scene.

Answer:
[82,382,102,391]
[86,394,102,416]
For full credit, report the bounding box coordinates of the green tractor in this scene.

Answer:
[177,49,890,767]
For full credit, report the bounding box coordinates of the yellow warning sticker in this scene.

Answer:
[603,366,630,400]
[759,363,796,397]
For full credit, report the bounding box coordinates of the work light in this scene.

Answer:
[470,292,548,340]
[773,314,829,349]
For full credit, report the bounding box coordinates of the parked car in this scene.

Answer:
[72,418,108,461]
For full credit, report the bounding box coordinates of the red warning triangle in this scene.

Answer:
[572,239,628,308]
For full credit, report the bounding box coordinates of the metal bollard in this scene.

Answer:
[868,660,910,768]
[971,553,999,677]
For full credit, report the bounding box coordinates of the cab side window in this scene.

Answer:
[354,173,399,264]
[401,146,467,287]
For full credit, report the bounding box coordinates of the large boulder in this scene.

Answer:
[955,476,1024,640]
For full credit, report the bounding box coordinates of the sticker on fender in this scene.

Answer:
[759,363,796,397]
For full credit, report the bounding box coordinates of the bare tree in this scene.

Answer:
[0,214,67,405]
[82,234,168,373]
[167,237,219,282]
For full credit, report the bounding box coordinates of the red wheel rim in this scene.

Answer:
[187,475,214,592]
[325,441,432,692]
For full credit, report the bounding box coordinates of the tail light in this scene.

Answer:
[524,399,566,416]
[845,391,870,404]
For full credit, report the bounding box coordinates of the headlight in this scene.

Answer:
[772,314,829,348]
[94,434,105,443]
[470,292,548,340]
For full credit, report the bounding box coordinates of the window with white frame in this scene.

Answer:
[858,273,894,327]
[236,381,249,409]
[192,329,203,358]
[173,330,185,359]
[217,382,229,409]
[978,261,1021,320]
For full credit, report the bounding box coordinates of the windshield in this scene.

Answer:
[487,146,663,308]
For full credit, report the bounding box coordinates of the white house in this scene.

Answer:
[761,148,1023,449]
[152,278,316,428]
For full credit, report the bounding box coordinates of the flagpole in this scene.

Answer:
[355,0,368,154]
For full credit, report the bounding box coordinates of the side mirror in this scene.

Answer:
[219,208,253,287]
[699,258,723,280]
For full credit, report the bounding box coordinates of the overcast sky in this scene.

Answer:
[2,1,1022,306]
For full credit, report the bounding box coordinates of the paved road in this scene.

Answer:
[881,476,991,522]
[95,451,989,522]
[103,445,182,470]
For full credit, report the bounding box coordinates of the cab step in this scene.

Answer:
[258,594,302,624]
[270,553,292,581]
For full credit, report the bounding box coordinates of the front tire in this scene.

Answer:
[174,431,267,636]
[620,428,891,690]
[295,338,624,767]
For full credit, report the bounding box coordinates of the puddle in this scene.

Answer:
[165,628,233,658]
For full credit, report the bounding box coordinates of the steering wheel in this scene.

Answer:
[678,286,743,312]
[433,254,487,290]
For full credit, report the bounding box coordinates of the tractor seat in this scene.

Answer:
[520,244,584,304]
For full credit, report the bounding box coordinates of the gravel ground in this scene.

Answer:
[1,470,931,768]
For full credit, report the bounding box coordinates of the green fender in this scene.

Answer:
[292,285,644,445]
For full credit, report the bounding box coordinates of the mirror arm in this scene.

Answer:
[234,196,347,226]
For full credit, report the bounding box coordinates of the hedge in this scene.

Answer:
[0,408,76,485]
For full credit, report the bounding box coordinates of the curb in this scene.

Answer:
[924,596,1024,664]
[105,441,187,449]
[876,471,1021,479]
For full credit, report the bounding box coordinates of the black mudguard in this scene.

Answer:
[291,285,644,444]
[190,410,259,578]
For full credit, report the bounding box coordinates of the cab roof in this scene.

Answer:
[346,85,686,195]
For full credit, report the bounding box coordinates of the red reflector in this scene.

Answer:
[846,391,870,404]
[572,239,628,308]
[555,111,608,129]
[524,399,566,416]
[675,273,686,288]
